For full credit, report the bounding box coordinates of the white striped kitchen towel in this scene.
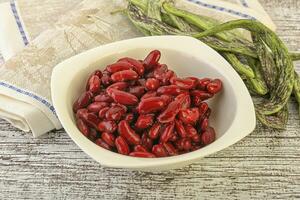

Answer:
[0,0,276,137]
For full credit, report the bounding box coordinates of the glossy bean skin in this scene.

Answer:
[86,75,101,94]
[97,120,117,133]
[158,95,185,123]
[111,69,138,82]
[152,144,168,157]
[145,78,160,91]
[148,123,161,139]
[163,143,178,156]
[76,119,90,137]
[107,82,129,91]
[175,93,191,110]
[191,90,214,104]
[101,132,115,147]
[197,78,211,90]
[101,73,112,86]
[73,91,93,112]
[175,119,187,138]
[94,93,113,103]
[106,61,132,73]
[157,85,182,96]
[144,50,161,69]
[201,127,216,145]
[185,124,201,143]
[98,107,110,119]
[137,97,165,114]
[107,88,138,105]
[141,133,153,151]
[178,108,200,125]
[95,138,111,150]
[129,151,156,158]
[115,136,130,155]
[87,102,109,113]
[160,123,175,143]
[135,114,154,129]
[140,91,157,101]
[105,104,127,121]
[134,145,148,153]
[154,64,168,80]
[129,86,146,98]
[80,112,100,129]
[207,79,222,94]
[118,57,145,75]
[118,120,141,145]
[171,77,197,90]
[124,113,134,123]
[89,128,99,141]
[200,117,209,131]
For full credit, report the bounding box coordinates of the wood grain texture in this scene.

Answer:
[0,0,299,199]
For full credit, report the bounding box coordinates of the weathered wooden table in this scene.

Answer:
[0,1,299,199]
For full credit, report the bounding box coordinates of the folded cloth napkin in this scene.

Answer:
[0,0,276,137]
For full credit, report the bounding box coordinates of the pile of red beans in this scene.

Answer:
[73,50,222,158]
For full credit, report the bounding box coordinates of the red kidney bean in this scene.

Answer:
[145,78,160,91]
[135,114,154,129]
[154,64,168,80]
[137,97,165,114]
[106,104,127,121]
[76,118,90,137]
[160,95,173,105]
[144,50,161,69]
[106,61,132,73]
[115,136,130,155]
[201,117,209,131]
[101,73,112,86]
[124,113,134,123]
[118,120,141,145]
[207,79,222,94]
[169,131,179,142]
[163,143,178,156]
[107,88,138,105]
[129,86,146,98]
[111,69,138,82]
[157,85,181,96]
[145,71,154,78]
[118,57,145,76]
[107,82,129,91]
[199,102,209,115]
[81,112,100,129]
[175,120,187,138]
[161,70,175,85]
[180,138,192,151]
[89,128,99,141]
[76,108,88,119]
[97,120,117,133]
[93,70,103,79]
[95,138,111,150]
[148,123,161,139]
[141,132,153,151]
[101,132,115,147]
[87,102,108,113]
[171,78,196,90]
[98,107,110,119]
[201,127,216,145]
[87,75,101,94]
[134,145,148,153]
[178,107,200,125]
[73,91,93,112]
[152,144,168,157]
[160,122,175,143]
[175,93,191,110]
[94,93,113,103]
[137,78,146,86]
[185,124,201,143]
[129,151,156,158]
[157,98,182,123]
[191,90,214,103]
[140,91,157,100]
[191,145,202,151]
[197,78,211,90]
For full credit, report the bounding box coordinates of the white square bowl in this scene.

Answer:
[51,36,256,171]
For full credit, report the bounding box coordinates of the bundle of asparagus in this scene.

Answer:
[123,0,300,129]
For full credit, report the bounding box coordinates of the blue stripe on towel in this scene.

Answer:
[0,81,57,117]
[239,0,248,7]
[187,0,255,19]
[10,0,29,46]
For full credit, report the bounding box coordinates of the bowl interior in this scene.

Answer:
[67,47,237,141]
